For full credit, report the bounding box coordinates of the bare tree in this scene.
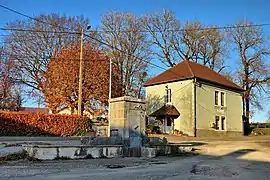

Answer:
[100,11,151,97]
[172,22,227,72]
[4,14,89,94]
[145,10,226,72]
[227,21,270,124]
[0,47,22,111]
[144,9,181,67]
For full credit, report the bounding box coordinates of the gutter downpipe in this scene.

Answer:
[194,78,197,137]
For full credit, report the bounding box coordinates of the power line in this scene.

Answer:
[2,3,269,80]
[0,53,109,61]
[0,4,77,32]
[83,33,169,71]
[0,4,173,76]
[0,4,51,25]
[0,4,218,81]
[1,4,270,34]
[0,28,80,34]
[0,2,172,75]
[0,14,191,78]
[0,34,78,37]
[2,23,270,34]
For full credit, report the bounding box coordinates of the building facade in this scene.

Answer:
[145,60,244,137]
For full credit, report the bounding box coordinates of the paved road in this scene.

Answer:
[1,136,270,180]
[1,152,269,180]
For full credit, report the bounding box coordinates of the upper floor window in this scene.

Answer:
[221,92,225,106]
[215,91,219,105]
[165,88,172,104]
[215,91,225,106]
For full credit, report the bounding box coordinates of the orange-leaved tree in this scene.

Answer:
[43,42,122,113]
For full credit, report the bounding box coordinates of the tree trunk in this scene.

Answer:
[81,104,85,116]
[245,97,250,123]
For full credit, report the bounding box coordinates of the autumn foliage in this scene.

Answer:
[0,111,90,136]
[43,42,122,113]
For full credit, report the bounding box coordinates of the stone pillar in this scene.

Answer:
[109,96,145,147]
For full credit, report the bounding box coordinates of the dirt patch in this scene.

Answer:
[190,164,239,177]
[0,150,28,162]
[256,142,270,147]
[0,150,41,164]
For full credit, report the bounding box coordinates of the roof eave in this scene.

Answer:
[144,76,194,87]
[196,77,245,92]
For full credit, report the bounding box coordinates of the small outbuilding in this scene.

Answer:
[149,104,180,134]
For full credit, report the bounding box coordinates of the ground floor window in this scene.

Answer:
[221,116,225,130]
[215,116,226,130]
[215,116,219,130]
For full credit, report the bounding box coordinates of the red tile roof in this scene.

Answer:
[19,107,50,114]
[149,104,180,118]
[144,60,243,91]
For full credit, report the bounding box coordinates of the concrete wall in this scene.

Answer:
[109,96,146,145]
[196,81,243,137]
[24,145,123,160]
[146,79,194,136]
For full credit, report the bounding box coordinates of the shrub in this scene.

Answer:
[0,111,90,136]
[250,128,270,136]
[147,124,162,134]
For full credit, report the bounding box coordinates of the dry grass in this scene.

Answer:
[250,128,270,136]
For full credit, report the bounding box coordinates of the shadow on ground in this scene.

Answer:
[169,142,207,147]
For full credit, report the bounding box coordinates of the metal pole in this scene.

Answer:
[109,58,112,100]
[108,58,112,137]
[78,28,84,116]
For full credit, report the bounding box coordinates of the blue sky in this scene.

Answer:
[0,0,269,121]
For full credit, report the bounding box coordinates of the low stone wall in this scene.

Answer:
[23,144,194,160]
[24,145,123,160]
[196,129,243,137]
[81,136,123,145]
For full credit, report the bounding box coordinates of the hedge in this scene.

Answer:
[0,111,90,136]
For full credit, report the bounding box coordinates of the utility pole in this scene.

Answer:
[78,28,84,116]
[108,58,112,137]
[109,58,112,100]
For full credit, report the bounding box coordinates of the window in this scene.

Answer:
[215,91,225,106]
[166,88,172,104]
[221,116,225,130]
[215,91,219,105]
[215,116,220,130]
[221,92,225,106]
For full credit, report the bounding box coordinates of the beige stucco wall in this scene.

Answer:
[146,79,243,137]
[58,108,94,119]
[196,82,243,136]
[146,79,194,136]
